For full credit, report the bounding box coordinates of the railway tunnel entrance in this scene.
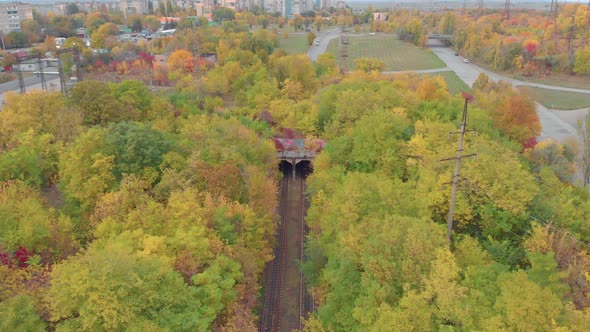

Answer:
[278,159,313,179]
[295,160,312,178]
[260,140,319,332]
[278,160,293,178]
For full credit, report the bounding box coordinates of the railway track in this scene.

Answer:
[260,169,312,332]
[260,175,289,332]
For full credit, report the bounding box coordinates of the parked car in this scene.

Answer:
[463,59,470,63]
[314,40,320,46]
[369,32,376,35]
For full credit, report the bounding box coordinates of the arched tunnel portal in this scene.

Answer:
[279,159,313,178]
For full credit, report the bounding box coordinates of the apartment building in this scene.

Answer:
[282,0,313,17]
[0,2,33,34]
[220,0,237,11]
[120,0,148,16]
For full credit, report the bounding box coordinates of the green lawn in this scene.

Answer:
[513,74,590,90]
[519,86,590,110]
[472,58,590,90]
[278,34,309,55]
[326,35,445,71]
[426,71,472,95]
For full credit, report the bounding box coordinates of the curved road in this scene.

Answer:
[430,47,590,143]
[307,27,342,61]
[431,48,590,94]
[307,35,590,144]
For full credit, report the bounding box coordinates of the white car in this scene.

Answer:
[314,40,320,46]
[463,59,470,63]
[369,32,376,35]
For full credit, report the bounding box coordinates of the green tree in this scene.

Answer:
[20,19,40,44]
[307,31,316,46]
[494,271,564,331]
[574,45,590,74]
[213,7,235,22]
[526,252,569,298]
[65,3,79,15]
[47,235,219,331]
[85,12,107,34]
[0,181,53,252]
[110,80,153,119]
[145,15,161,33]
[69,80,124,126]
[0,133,59,187]
[50,15,74,37]
[104,121,174,180]
[128,15,143,33]
[90,22,118,49]
[0,295,46,331]
[58,127,115,213]
[5,31,27,48]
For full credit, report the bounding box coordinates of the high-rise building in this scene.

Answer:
[263,0,282,14]
[283,0,292,18]
[119,0,149,16]
[287,0,312,16]
[220,0,237,10]
[0,2,32,34]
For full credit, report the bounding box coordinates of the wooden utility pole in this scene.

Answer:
[441,94,476,241]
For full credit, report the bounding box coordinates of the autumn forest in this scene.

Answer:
[1,3,590,332]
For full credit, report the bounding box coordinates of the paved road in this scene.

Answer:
[307,27,341,61]
[431,48,590,94]
[382,67,450,75]
[306,35,590,143]
[0,73,60,94]
[430,47,590,144]
[0,75,61,106]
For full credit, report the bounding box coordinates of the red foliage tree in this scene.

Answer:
[523,137,538,150]
[493,94,541,147]
[14,246,33,268]
[138,51,155,67]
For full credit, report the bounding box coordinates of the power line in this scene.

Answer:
[529,214,590,251]
[441,93,477,241]
[504,0,511,20]
[541,0,559,49]
[456,170,590,250]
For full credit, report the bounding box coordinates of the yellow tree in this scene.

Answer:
[90,22,118,49]
[354,57,385,72]
[168,49,194,74]
[0,91,81,147]
[58,127,115,215]
[574,45,590,74]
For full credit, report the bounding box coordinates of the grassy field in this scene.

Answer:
[426,71,472,95]
[278,34,309,55]
[326,35,445,71]
[519,86,590,110]
[514,74,590,90]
